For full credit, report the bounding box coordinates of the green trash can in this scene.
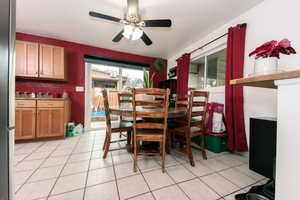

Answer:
[204,134,228,153]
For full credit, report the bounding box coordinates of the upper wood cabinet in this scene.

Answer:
[39,44,65,80]
[15,41,66,80]
[15,41,39,77]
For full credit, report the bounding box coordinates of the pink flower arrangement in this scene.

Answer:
[249,39,296,59]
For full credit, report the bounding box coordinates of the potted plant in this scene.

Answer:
[143,58,165,88]
[249,39,296,75]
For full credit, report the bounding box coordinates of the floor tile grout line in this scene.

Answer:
[14,132,263,200]
[82,133,97,200]
[111,147,121,200]
[14,142,47,166]
[196,176,223,198]
[46,136,82,199]
[164,169,192,200]
[15,142,61,194]
[137,160,157,200]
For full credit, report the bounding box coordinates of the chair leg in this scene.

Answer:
[103,131,111,159]
[200,134,207,160]
[161,140,166,173]
[102,131,108,150]
[186,133,195,167]
[166,131,171,154]
[126,130,132,153]
[133,138,138,172]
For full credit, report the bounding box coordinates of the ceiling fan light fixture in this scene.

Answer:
[122,24,143,41]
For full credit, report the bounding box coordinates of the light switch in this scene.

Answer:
[75,86,85,92]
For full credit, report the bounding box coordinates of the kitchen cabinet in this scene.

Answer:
[15,40,66,80]
[15,100,36,140]
[37,108,64,138]
[15,99,71,141]
[39,44,65,80]
[15,41,39,77]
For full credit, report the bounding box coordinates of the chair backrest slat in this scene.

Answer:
[175,94,189,109]
[135,100,165,107]
[136,111,166,119]
[135,122,165,129]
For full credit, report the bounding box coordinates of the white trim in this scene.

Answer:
[275,78,300,86]
[84,62,92,131]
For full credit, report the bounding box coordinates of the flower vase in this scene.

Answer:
[253,57,278,75]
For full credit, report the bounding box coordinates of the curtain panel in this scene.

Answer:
[225,23,248,152]
[176,53,191,95]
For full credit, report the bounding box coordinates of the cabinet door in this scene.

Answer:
[39,44,54,78]
[36,108,51,138]
[49,108,65,137]
[53,46,65,79]
[39,44,65,79]
[16,41,39,77]
[37,108,64,138]
[15,108,36,140]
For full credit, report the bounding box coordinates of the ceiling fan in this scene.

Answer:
[89,0,172,46]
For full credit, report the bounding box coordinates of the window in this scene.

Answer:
[189,48,226,89]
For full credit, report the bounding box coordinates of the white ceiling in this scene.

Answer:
[16,0,263,59]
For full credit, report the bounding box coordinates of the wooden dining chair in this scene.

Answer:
[118,92,134,122]
[167,94,190,150]
[170,91,209,166]
[132,88,170,173]
[102,89,133,159]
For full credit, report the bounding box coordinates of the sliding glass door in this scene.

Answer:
[85,62,145,131]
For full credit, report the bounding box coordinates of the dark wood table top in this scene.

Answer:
[110,107,187,118]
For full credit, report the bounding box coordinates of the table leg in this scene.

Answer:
[126,130,133,153]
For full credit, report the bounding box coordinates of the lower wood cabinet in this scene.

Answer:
[15,99,70,141]
[15,108,36,140]
[36,108,65,138]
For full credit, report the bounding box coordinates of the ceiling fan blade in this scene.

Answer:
[89,11,121,23]
[141,32,153,46]
[143,19,172,27]
[112,30,124,42]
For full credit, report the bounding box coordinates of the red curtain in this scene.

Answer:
[225,24,248,152]
[176,53,191,95]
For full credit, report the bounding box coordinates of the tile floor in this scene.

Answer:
[14,130,267,200]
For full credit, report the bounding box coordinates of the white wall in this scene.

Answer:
[168,0,300,142]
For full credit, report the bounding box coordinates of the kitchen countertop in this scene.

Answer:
[16,98,70,101]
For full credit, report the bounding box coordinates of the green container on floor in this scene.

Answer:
[204,134,228,153]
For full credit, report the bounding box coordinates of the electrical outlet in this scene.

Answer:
[75,86,85,92]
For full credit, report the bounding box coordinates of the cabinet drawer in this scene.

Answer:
[16,100,36,108]
[37,100,64,108]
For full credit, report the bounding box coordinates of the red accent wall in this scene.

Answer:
[16,32,167,125]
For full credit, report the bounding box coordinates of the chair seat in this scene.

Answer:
[136,129,164,141]
[173,126,204,137]
[111,121,132,132]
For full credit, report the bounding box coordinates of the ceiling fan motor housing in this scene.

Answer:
[126,0,140,23]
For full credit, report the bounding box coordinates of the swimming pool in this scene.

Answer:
[91,110,117,117]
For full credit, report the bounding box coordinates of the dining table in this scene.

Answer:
[110,106,187,152]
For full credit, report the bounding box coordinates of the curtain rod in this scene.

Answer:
[189,33,228,55]
[188,23,247,55]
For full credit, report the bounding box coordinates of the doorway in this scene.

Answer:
[84,62,145,131]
